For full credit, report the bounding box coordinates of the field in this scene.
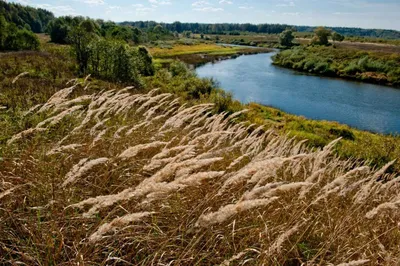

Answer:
[297,38,400,54]
[193,33,280,47]
[2,67,400,264]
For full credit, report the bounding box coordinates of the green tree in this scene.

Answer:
[312,27,332,46]
[279,28,295,47]
[80,19,100,34]
[132,27,142,44]
[69,25,98,74]
[137,46,154,76]
[111,26,134,43]
[0,1,54,33]
[48,18,71,44]
[183,31,192,38]
[332,32,345,42]
[0,16,39,51]
[14,29,40,50]
[0,15,8,49]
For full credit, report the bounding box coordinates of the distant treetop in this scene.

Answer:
[0,1,54,33]
[120,21,400,40]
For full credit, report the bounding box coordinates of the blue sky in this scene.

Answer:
[7,0,400,30]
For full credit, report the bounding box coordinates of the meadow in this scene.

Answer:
[149,42,272,66]
[2,62,400,264]
[194,33,280,47]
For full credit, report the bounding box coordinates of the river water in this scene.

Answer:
[196,52,400,134]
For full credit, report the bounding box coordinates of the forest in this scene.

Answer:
[0,1,53,33]
[122,21,400,39]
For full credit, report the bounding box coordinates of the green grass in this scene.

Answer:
[148,42,272,66]
[244,103,400,173]
[148,43,270,57]
[193,33,280,47]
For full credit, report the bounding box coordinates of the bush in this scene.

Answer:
[187,78,214,99]
[169,61,192,77]
[209,89,235,113]
[0,17,40,51]
[329,127,355,140]
[137,47,155,76]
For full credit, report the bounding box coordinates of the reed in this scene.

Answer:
[1,84,400,265]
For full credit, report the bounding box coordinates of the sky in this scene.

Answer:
[7,0,400,30]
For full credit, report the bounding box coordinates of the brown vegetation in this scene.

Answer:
[1,78,400,265]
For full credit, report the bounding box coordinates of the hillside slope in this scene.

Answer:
[1,76,399,265]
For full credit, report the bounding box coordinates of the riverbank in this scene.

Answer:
[272,46,400,87]
[195,53,400,173]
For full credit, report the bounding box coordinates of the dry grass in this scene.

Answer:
[1,81,400,265]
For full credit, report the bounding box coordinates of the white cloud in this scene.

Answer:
[194,6,223,12]
[129,3,157,16]
[192,0,223,11]
[82,0,105,5]
[283,12,300,16]
[239,5,253,10]
[35,4,77,15]
[192,1,210,7]
[219,0,232,4]
[149,0,171,5]
[276,2,295,7]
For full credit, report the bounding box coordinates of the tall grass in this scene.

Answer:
[1,77,400,265]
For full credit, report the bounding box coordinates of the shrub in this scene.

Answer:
[137,47,155,76]
[187,77,214,99]
[169,61,192,77]
[329,127,355,140]
[209,89,235,113]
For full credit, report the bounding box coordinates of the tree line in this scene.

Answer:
[1,0,400,40]
[47,17,174,45]
[0,15,40,51]
[121,21,400,39]
[121,21,291,35]
[296,26,400,40]
[0,0,54,33]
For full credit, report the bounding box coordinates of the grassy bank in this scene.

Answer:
[273,45,400,86]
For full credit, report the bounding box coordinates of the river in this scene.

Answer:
[196,52,400,134]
